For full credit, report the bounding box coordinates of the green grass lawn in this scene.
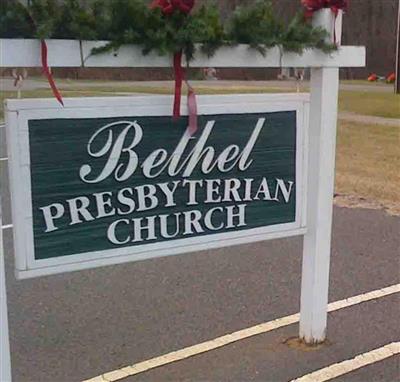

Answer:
[336,120,399,213]
[76,85,290,95]
[341,80,393,87]
[339,91,400,119]
[2,86,399,119]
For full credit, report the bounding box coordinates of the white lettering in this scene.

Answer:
[204,207,224,231]
[238,118,265,171]
[217,145,240,172]
[183,210,204,235]
[205,179,222,203]
[254,177,273,200]
[274,179,294,203]
[94,192,116,218]
[107,219,130,245]
[136,185,158,212]
[159,213,181,239]
[67,197,95,225]
[116,188,136,215]
[40,203,64,232]
[142,149,168,178]
[131,216,157,242]
[158,181,180,207]
[226,204,247,228]
[79,121,143,183]
[183,180,203,206]
[222,178,242,202]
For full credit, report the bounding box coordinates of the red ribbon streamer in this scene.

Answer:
[25,6,64,106]
[150,0,198,134]
[173,51,183,119]
[41,40,64,106]
[187,83,198,136]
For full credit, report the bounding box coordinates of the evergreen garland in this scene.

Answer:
[90,0,225,61]
[280,13,335,54]
[227,1,335,54]
[227,0,283,55]
[0,1,34,38]
[0,0,336,61]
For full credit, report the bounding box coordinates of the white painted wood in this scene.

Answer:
[4,111,27,273]
[83,43,364,68]
[299,68,339,344]
[5,93,310,111]
[0,39,365,68]
[0,39,82,67]
[298,6,344,345]
[312,9,343,46]
[187,45,362,69]
[82,40,173,67]
[17,228,307,280]
[5,94,309,279]
[0,195,12,382]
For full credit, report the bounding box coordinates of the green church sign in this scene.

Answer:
[6,95,308,278]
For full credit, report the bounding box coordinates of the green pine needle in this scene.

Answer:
[0,0,337,62]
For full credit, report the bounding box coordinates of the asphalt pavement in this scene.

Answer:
[0,107,399,382]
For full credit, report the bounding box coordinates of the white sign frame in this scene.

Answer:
[6,94,309,279]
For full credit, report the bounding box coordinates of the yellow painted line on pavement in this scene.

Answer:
[83,283,400,382]
[290,342,400,382]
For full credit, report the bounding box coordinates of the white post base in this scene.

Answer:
[299,67,339,344]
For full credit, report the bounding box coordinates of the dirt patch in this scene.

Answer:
[283,337,332,352]
[334,194,400,216]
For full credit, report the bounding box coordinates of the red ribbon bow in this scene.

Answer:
[150,0,197,135]
[302,0,348,44]
[150,0,194,14]
[302,0,348,17]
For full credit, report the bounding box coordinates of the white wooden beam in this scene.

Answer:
[188,46,364,69]
[0,39,82,67]
[0,39,365,68]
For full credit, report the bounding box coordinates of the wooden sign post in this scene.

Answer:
[299,9,343,344]
[0,9,365,381]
